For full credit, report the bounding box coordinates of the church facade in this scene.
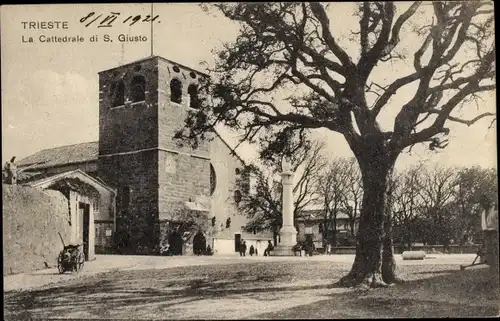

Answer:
[16,55,271,256]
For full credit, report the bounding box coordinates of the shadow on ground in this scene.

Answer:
[254,266,499,319]
[4,261,499,320]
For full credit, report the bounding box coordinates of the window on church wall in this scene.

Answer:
[188,84,200,109]
[210,164,216,196]
[170,79,182,104]
[130,75,146,102]
[110,80,125,107]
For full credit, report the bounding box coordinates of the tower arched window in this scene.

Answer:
[234,190,242,204]
[170,79,182,104]
[188,84,200,109]
[130,75,146,102]
[110,80,125,107]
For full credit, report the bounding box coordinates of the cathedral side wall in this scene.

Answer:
[209,136,248,243]
[157,152,210,220]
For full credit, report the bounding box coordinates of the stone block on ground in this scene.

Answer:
[402,251,426,260]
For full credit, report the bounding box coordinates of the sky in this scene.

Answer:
[1,3,497,172]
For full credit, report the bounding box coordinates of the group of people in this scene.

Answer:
[239,240,276,256]
[238,240,258,256]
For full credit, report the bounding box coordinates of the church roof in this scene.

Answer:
[17,141,99,170]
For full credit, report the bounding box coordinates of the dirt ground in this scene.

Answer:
[4,256,499,320]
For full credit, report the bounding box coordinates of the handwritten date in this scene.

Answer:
[80,12,160,28]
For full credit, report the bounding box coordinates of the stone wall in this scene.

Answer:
[98,150,159,254]
[158,151,210,220]
[95,222,114,254]
[3,184,71,276]
[159,209,210,256]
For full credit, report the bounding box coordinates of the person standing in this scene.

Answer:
[249,244,255,256]
[264,240,274,256]
[239,240,244,256]
[241,241,247,256]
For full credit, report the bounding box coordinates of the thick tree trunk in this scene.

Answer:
[382,204,404,284]
[338,152,401,288]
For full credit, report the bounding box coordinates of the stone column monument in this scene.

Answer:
[273,159,298,256]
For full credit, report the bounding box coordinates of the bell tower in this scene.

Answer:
[97,56,211,254]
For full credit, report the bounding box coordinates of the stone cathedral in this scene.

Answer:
[16,55,273,256]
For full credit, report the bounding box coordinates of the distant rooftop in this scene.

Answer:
[297,208,350,220]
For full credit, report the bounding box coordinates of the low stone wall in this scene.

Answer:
[329,244,481,255]
[3,184,71,276]
[395,244,481,254]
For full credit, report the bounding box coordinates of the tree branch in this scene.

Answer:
[427,109,496,127]
[309,2,354,69]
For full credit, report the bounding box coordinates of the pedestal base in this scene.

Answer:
[279,225,297,246]
[272,245,296,256]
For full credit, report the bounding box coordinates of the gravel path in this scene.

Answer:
[5,254,497,319]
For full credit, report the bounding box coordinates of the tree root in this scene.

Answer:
[390,276,405,284]
[337,272,394,289]
[336,274,358,288]
[362,273,389,288]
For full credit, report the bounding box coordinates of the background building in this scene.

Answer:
[296,209,359,250]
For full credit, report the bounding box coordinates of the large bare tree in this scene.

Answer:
[175,2,496,287]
